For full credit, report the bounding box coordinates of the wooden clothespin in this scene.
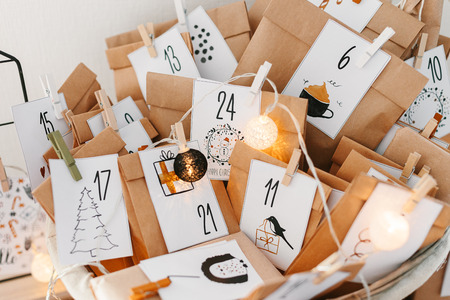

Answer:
[282,149,302,186]
[174,0,194,56]
[130,277,172,300]
[413,33,428,69]
[40,74,64,119]
[400,152,421,184]
[0,158,9,193]
[61,109,74,128]
[173,122,189,153]
[138,23,157,58]
[421,113,442,138]
[47,130,82,181]
[403,173,437,213]
[95,89,118,131]
[418,165,431,177]
[312,252,345,284]
[245,61,272,106]
[356,27,395,68]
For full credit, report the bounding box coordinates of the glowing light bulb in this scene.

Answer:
[244,115,278,150]
[174,148,208,182]
[369,210,410,251]
[31,252,54,283]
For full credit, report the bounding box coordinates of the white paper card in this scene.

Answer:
[370,160,421,188]
[366,167,399,186]
[51,154,132,266]
[341,183,443,283]
[240,160,318,271]
[190,80,260,180]
[118,121,152,154]
[87,96,144,137]
[283,20,390,139]
[401,46,450,138]
[307,0,381,33]
[12,97,73,191]
[139,240,263,300]
[441,260,450,296]
[185,6,238,81]
[138,142,228,252]
[128,27,201,100]
[265,271,349,300]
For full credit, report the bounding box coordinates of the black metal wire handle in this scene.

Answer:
[0,50,28,127]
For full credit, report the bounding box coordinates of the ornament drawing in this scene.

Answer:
[201,253,249,284]
[204,123,244,166]
[70,187,117,258]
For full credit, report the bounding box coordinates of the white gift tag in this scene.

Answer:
[265,271,349,300]
[370,160,421,188]
[12,97,73,191]
[283,20,390,139]
[401,46,450,138]
[138,142,228,252]
[307,0,381,33]
[128,27,201,100]
[87,96,144,137]
[118,121,152,154]
[190,80,260,180]
[51,154,132,266]
[139,240,263,300]
[240,160,318,271]
[341,183,442,283]
[185,6,238,81]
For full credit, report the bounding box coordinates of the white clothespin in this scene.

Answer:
[95,89,118,131]
[282,149,302,186]
[174,0,188,33]
[245,61,272,105]
[356,27,395,68]
[138,23,157,58]
[40,74,64,119]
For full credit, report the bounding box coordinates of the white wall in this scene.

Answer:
[0,0,449,176]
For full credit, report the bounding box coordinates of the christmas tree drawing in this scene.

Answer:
[71,187,117,257]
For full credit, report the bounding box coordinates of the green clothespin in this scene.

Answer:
[47,130,82,181]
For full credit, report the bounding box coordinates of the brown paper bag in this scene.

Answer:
[58,63,102,114]
[90,231,284,300]
[232,0,427,170]
[308,168,349,192]
[117,150,240,261]
[383,127,450,204]
[146,72,308,164]
[330,137,403,175]
[227,141,332,247]
[412,257,450,300]
[438,35,450,58]
[105,1,251,100]
[286,175,450,275]
[244,0,424,58]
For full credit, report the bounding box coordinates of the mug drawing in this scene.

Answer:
[300,82,334,119]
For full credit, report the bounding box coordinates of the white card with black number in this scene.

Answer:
[118,121,153,154]
[283,20,390,139]
[307,0,381,33]
[12,97,73,191]
[128,27,201,100]
[51,154,132,266]
[185,6,238,81]
[138,142,228,252]
[401,45,450,138]
[87,96,143,136]
[240,160,318,271]
[190,80,260,180]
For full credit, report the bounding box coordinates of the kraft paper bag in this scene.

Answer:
[105,1,251,101]
[383,127,450,204]
[146,72,308,164]
[438,35,450,58]
[244,0,424,58]
[227,141,332,246]
[232,0,427,171]
[32,127,128,222]
[59,63,102,115]
[286,175,450,275]
[89,232,283,300]
[330,136,403,174]
[117,151,240,262]
[308,168,349,192]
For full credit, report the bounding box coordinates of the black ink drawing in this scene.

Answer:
[153,150,194,197]
[23,184,33,200]
[402,87,449,134]
[201,253,249,284]
[327,80,342,87]
[191,25,213,63]
[266,216,294,250]
[19,206,36,222]
[303,79,309,85]
[71,187,117,258]
[300,83,334,119]
[204,123,244,166]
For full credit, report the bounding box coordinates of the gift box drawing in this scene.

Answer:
[255,218,280,255]
[153,150,194,197]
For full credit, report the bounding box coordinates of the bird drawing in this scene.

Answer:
[266,216,294,250]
